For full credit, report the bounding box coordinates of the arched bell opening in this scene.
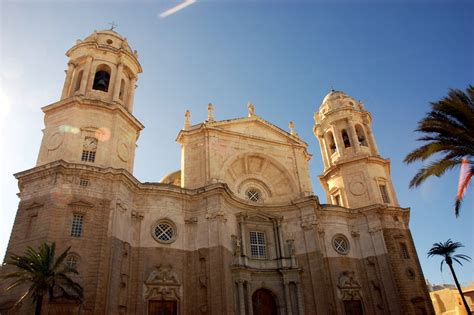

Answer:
[355,124,368,147]
[341,129,351,148]
[92,64,111,92]
[326,131,337,155]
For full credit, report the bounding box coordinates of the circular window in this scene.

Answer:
[152,220,177,244]
[106,39,113,45]
[333,235,350,255]
[246,188,261,202]
[65,254,80,270]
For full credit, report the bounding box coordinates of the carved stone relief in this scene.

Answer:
[144,264,181,301]
[337,270,362,301]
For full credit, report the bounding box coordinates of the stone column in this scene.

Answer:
[320,135,331,168]
[284,282,293,315]
[79,56,93,96]
[331,124,344,155]
[296,282,305,315]
[112,62,124,102]
[127,76,137,112]
[237,280,245,315]
[239,218,247,257]
[348,122,361,153]
[246,282,253,315]
[61,62,76,99]
[365,127,379,156]
[277,219,285,259]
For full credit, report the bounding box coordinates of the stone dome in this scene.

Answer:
[319,90,364,114]
[81,29,133,54]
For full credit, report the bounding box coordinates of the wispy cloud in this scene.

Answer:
[159,0,196,19]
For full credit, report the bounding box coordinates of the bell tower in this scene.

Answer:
[36,29,143,173]
[314,90,399,208]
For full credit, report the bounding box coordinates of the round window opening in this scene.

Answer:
[152,220,177,244]
[106,39,113,45]
[246,188,261,202]
[333,235,350,255]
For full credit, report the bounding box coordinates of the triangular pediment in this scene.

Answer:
[68,200,94,208]
[237,210,282,222]
[208,117,307,146]
[23,202,44,210]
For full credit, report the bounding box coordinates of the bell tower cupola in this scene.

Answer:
[36,29,144,173]
[314,90,399,208]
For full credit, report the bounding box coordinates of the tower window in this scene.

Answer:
[249,231,267,259]
[71,214,84,237]
[79,179,89,187]
[379,184,390,203]
[92,65,111,92]
[81,137,98,163]
[342,129,351,148]
[400,243,410,259]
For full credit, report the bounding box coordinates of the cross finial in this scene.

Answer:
[207,103,215,122]
[108,21,117,30]
[184,110,191,129]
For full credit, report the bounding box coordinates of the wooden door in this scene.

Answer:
[343,300,364,315]
[252,289,277,315]
[148,300,177,315]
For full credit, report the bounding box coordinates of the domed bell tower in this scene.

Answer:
[314,91,399,208]
[36,30,143,173]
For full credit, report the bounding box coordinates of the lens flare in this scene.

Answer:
[59,125,80,134]
[95,127,111,142]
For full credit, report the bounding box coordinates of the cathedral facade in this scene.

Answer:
[1,30,434,315]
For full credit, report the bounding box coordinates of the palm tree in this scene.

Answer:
[404,85,474,217]
[1,242,83,315]
[427,239,471,313]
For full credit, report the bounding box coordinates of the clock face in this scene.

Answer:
[83,137,98,150]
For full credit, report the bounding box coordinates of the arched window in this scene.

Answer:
[119,79,126,101]
[342,129,351,148]
[74,70,83,92]
[326,131,336,154]
[355,124,368,146]
[92,64,111,92]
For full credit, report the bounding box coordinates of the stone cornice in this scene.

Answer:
[41,96,145,132]
[14,160,319,212]
[319,203,410,218]
[320,155,390,179]
[66,41,142,73]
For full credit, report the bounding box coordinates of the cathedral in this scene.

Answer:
[1,29,434,315]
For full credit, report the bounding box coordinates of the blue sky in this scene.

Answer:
[1,0,473,286]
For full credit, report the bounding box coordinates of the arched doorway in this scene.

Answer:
[252,289,277,315]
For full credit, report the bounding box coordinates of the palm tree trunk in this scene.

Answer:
[35,295,43,315]
[448,262,471,314]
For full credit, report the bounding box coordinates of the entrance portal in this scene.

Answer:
[252,289,277,315]
[148,300,177,315]
[343,300,363,315]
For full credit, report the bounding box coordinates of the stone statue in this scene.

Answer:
[247,102,255,117]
